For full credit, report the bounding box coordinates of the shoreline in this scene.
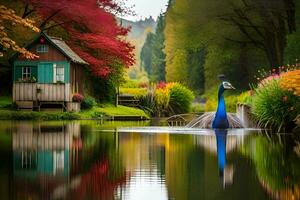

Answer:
[0,104,150,121]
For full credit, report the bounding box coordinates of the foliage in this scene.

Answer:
[164,0,299,92]
[156,81,167,89]
[0,5,39,58]
[121,79,140,88]
[72,93,84,103]
[137,82,194,117]
[285,30,300,64]
[204,92,238,113]
[140,14,166,82]
[81,96,97,110]
[119,88,147,97]
[137,92,156,116]
[24,0,134,79]
[245,135,300,194]
[252,79,300,131]
[80,104,149,119]
[237,91,253,105]
[0,96,12,109]
[154,88,170,115]
[92,77,117,103]
[191,103,205,113]
[0,101,149,120]
[280,69,300,96]
[168,83,195,114]
[0,110,81,120]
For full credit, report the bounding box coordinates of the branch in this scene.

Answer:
[22,3,35,18]
[230,4,266,40]
[42,21,72,31]
[39,9,62,29]
[227,16,266,49]
[224,37,254,44]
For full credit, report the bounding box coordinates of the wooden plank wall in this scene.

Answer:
[13,83,72,102]
[12,122,80,150]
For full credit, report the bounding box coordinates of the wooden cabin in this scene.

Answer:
[11,32,89,111]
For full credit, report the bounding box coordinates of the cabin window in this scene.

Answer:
[53,150,64,174]
[56,66,65,82]
[22,67,31,80]
[36,44,48,53]
[21,151,37,169]
[53,64,65,83]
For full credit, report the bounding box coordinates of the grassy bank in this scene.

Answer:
[0,96,149,121]
[79,104,149,119]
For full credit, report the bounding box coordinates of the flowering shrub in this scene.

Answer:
[259,74,280,87]
[168,83,195,114]
[72,93,84,102]
[138,82,194,116]
[154,88,170,112]
[280,69,300,96]
[156,81,167,89]
[252,79,300,132]
[243,65,300,131]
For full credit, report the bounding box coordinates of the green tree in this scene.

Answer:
[140,14,166,82]
[140,32,155,77]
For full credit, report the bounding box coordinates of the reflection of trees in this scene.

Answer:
[69,159,128,200]
[69,128,128,200]
[245,134,300,200]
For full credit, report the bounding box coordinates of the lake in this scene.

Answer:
[0,120,299,200]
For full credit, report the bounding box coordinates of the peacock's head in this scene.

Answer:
[222,81,235,90]
[218,75,235,91]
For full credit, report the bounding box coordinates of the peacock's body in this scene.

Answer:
[186,81,243,129]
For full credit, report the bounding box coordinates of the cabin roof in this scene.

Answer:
[48,36,88,65]
[10,32,89,65]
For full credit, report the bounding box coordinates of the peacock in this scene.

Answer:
[186,76,243,129]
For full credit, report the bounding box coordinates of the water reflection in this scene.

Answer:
[215,130,233,188]
[0,121,299,200]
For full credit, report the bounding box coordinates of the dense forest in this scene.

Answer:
[142,0,300,94]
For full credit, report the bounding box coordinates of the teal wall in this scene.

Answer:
[13,150,70,178]
[13,61,70,83]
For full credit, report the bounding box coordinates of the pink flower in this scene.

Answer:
[72,93,84,102]
[258,74,280,87]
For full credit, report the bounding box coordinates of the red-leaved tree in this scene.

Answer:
[23,0,135,78]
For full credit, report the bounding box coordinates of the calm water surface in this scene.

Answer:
[0,120,299,200]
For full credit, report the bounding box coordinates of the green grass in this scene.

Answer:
[0,96,149,120]
[0,96,12,109]
[80,104,149,119]
[119,88,147,97]
[0,110,81,120]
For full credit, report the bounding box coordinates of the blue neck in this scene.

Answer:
[216,86,227,118]
[212,85,229,129]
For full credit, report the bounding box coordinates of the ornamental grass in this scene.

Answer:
[252,79,300,132]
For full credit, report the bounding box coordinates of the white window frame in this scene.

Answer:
[53,64,65,83]
[53,150,64,174]
[22,67,31,80]
[36,44,48,53]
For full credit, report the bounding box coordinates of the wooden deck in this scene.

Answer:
[13,82,72,102]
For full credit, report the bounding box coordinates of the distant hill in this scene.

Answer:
[118,17,157,80]
[119,17,157,39]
